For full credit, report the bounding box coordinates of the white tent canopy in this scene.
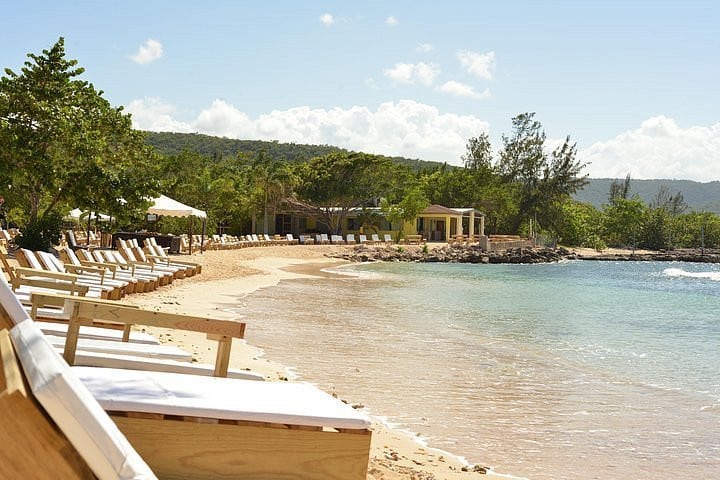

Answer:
[147,195,206,219]
[65,208,111,222]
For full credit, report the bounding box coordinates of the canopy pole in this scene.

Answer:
[201,218,206,254]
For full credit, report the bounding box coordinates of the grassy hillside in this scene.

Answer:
[574,178,720,214]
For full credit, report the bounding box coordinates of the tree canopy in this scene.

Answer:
[0,37,158,248]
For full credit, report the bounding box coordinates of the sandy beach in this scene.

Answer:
[119,244,516,479]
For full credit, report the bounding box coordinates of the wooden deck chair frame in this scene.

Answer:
[1,277,370,480]
[0,328,97,479]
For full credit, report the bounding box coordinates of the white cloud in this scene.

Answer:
[383,62,440,86]
[457,50,495,80]
[125,98,191,132]
[580,116,720,181]
[319,13,335,26]
[416,43,433,53]
[129,39,163,65]
[438,80,491,100]
[385,15,398,26]
[128,98,489,164]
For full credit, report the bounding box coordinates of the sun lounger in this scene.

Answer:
[346,233,357,244]
[0,318,156,479]
[0,274,371,480]
[371,233,381,244]
[384,233,394,244]
[123,239,185,280]
[20,248,124,299]
[61,247,144,294]
[144,238,200,275]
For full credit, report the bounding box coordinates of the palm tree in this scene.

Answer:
[250,152,293,234]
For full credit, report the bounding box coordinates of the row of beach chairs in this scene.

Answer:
[0,241,372,477]
[207,232,398,249]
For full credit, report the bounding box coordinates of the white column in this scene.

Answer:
[469,211,475,239]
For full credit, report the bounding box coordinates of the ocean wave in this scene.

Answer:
[662,267,720,281]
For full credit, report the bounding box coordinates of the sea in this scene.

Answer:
[232,260,720,480]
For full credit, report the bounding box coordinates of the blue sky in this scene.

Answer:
[2,0,719,181]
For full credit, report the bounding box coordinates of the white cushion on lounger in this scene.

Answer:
[67,350,265,381]
[35,320,160,345]
[43,334,192,361]
[75,367,371,430]
[10,320,156,480]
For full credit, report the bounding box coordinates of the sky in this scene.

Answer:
[1,0,719,181]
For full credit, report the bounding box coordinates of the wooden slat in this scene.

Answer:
[73,302,246,339]
[0,328,95,479]
[113,415,371,480]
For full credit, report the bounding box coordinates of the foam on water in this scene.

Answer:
[663,267,720,281]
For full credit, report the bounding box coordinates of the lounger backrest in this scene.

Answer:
[63,248,83,266]
[20,248,47,270]
[11,321,156,479]
[384,234,392,242]
[371,234,380,242]
[0,275,156,478]
[37,251,66,273]
[321,234,329,243]
[347,234,355,242]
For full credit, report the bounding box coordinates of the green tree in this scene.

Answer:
[557,200,606,249]
[602,197,647,248]
[608,173,632,204]
[0,38,157,249]
[497,113,588,234]
[381,183,429,242]
[289,152,396,234]
[249,152,294,234]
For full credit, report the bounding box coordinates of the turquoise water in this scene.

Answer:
[236,260,720,479]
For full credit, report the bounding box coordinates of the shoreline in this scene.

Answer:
[120,245,520,479]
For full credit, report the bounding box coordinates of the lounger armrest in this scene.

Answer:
[64,264,106,282]
[13,275,90,297]
[144,254,171,266]
[14,267,79,283]
[64,300,246,377]
[79,260,118,274]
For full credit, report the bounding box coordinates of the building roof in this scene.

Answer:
[420,205,484,217]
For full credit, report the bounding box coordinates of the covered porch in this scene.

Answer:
[415,205,485,242]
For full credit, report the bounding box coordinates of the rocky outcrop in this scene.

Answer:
[329,245,720,264]
[330,244,578,264]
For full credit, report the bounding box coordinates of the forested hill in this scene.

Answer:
[143,131,720,214]
[143,131,443,171]
[574,178,720,214]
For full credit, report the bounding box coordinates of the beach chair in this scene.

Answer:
[358,234,369,244]
[60,247,144,294]
[286,233,299,245]
[384,234,394,244]
[15,248,119,299]
[321,233,330,244]
[0,277,372,480]
[0,300,156,479]
[144,237,201,275]
[371,233,381,244]
[83,249,161,291]
[331,234,345,244]
[115,241,176,284]
[125,239,185,280]
[346,234,357,244]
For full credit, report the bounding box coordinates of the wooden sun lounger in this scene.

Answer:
[0,328,97,479]
[0,311,156,478]
[1,276,371,480]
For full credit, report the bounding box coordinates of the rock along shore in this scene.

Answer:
[330,244,720,264]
